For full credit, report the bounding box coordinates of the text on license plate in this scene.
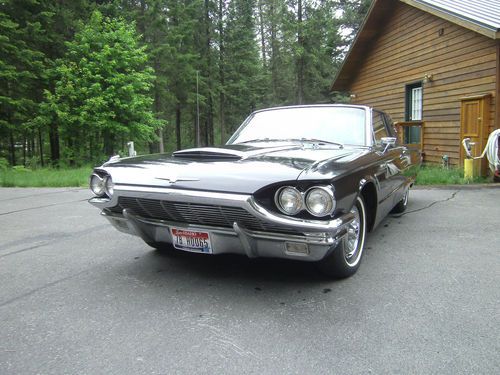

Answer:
[170,228,212,254]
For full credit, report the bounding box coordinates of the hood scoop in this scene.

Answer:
[173,147,244,160]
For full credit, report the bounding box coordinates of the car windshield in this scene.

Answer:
[228,106,367,146]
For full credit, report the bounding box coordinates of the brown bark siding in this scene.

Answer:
[348,2,497,165]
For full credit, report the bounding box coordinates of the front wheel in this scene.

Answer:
[317,196,367,279]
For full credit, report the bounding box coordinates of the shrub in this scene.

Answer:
[0,158,9,171]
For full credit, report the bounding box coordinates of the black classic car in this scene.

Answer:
[89,105,420,278]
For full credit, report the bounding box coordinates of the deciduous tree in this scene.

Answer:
[39,10,161,165]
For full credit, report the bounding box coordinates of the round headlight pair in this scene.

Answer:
[90,173,114,198]
[275,185,335,217]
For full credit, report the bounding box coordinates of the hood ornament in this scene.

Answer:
[155,176,199,184]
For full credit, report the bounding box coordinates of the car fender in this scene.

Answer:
[357,176,380,232]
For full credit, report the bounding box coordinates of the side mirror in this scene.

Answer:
[381,137,396,153]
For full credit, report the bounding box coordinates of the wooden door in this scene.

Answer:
[460,95,490,175]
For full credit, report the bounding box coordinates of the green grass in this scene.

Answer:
[0,163,492,188]
[414,164,489,185]
[0,166,92,187]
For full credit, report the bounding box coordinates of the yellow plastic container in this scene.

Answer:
[464,158,481,179]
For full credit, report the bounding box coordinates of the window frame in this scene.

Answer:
[405,82,423,122]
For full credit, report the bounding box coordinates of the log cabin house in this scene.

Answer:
[331,0,500,172]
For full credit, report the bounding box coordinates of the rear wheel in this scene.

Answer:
[317,196,367,279]
[391,188,409,214]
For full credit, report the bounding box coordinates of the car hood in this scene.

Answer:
[101,144,368,194]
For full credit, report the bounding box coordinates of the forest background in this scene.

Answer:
[0,0,370,169]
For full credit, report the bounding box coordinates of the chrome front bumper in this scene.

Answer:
[90,185,355,261]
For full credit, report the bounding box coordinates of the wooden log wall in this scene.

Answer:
[349,1,497,165]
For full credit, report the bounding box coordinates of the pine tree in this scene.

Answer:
[0,1,45,165]
[223,0,262,133]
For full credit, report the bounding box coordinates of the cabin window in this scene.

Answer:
[405,82,423,144]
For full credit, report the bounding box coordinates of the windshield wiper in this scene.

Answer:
[291,138,344,149]
[235,138,344,148]
[236,138,286,144]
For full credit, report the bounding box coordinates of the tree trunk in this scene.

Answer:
[27,135,31,160]
[175,104,181,150]
[23,133,30,166]
[158,128,164,153]
[103,130,115,157]
[155,80,164,153]
[258,0,267,68]
[22,135,26,166]
[88,133,93,164]
[49,122,60,166]
[9,130,16,166]
[138,0,146,37]
[207,95,214,146]
[296,0,304,105]
[205,0,214,146]
[38,129,44,167]
[30,137,35,160]
[67,136,75,166]
[270,0,278,100]
[218,0,225,144]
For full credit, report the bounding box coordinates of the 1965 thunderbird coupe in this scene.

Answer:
[89,105,420,278]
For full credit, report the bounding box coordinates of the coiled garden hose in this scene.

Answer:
[462,129,500,173]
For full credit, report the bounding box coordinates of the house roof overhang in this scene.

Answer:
[331,0,500,93]
[402,0,500,40]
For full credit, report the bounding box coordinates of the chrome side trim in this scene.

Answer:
[246,197,354,232]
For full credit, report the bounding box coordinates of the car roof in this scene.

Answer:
[251,104,372,115]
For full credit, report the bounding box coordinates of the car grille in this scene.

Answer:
[109,197,297,234]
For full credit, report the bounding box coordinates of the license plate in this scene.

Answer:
[170,228,212,254]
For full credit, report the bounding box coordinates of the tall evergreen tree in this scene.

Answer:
[0,0,46,165]
[223,0,262,133]
[118,0,173,153]
[42,0,91,164]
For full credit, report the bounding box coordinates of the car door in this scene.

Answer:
[371,111,404,219]
[383,113,412,198]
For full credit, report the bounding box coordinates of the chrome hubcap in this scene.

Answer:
[402,190,409,206]
[345,204,361,262]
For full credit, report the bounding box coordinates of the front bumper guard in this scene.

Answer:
[91,186,355,261]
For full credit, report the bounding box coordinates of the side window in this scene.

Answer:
[406,84,423,121]
[372,111,388,145]
[405,82,423,144]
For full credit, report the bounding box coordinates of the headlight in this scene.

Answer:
[305,186,335,217]
[105,176,114,197]
[90,174,106,197]
[275,187,303,215]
